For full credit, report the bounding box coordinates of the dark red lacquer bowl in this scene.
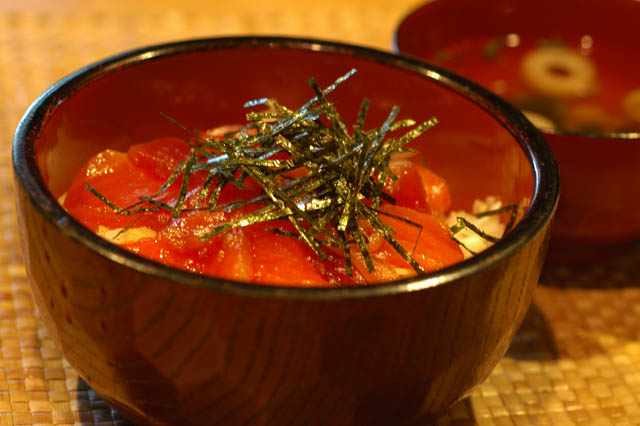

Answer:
[13,37,558,425]
[395,0,640,263]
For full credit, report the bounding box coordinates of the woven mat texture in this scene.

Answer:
[2,4,640,425]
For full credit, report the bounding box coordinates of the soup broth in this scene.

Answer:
[432,35,640,134]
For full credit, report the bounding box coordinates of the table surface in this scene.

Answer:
[2,1,640,425]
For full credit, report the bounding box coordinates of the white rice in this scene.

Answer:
[446,196,506,259]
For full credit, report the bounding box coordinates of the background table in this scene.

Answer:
[1,1,640,424]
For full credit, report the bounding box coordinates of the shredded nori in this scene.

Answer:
[449,204,519,255]
[87,69,512,276]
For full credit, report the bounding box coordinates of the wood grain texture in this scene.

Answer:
[16,184,550,424]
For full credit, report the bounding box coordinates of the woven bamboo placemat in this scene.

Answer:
[2,3,640,425]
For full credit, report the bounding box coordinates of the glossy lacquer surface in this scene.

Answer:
[13,38,558,425]
[396,0,640,262]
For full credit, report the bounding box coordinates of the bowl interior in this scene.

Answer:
[37,44,535,210]
[397,0,640,52]
[17,38,554,289]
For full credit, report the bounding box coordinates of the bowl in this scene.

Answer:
[395,0,640,263]
[13,37,558,425]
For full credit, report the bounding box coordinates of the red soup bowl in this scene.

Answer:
[13,37,558,425]
[395,0,640,263]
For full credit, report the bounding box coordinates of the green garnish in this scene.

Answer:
[483,37,504,60]
[434,50,451,63]
[86,69,442,276]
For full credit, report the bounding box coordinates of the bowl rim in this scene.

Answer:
[393,0,640,141]
[12,35,559,300]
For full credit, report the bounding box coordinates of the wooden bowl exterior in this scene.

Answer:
[15,184,550,424]
[13,37,558,425]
